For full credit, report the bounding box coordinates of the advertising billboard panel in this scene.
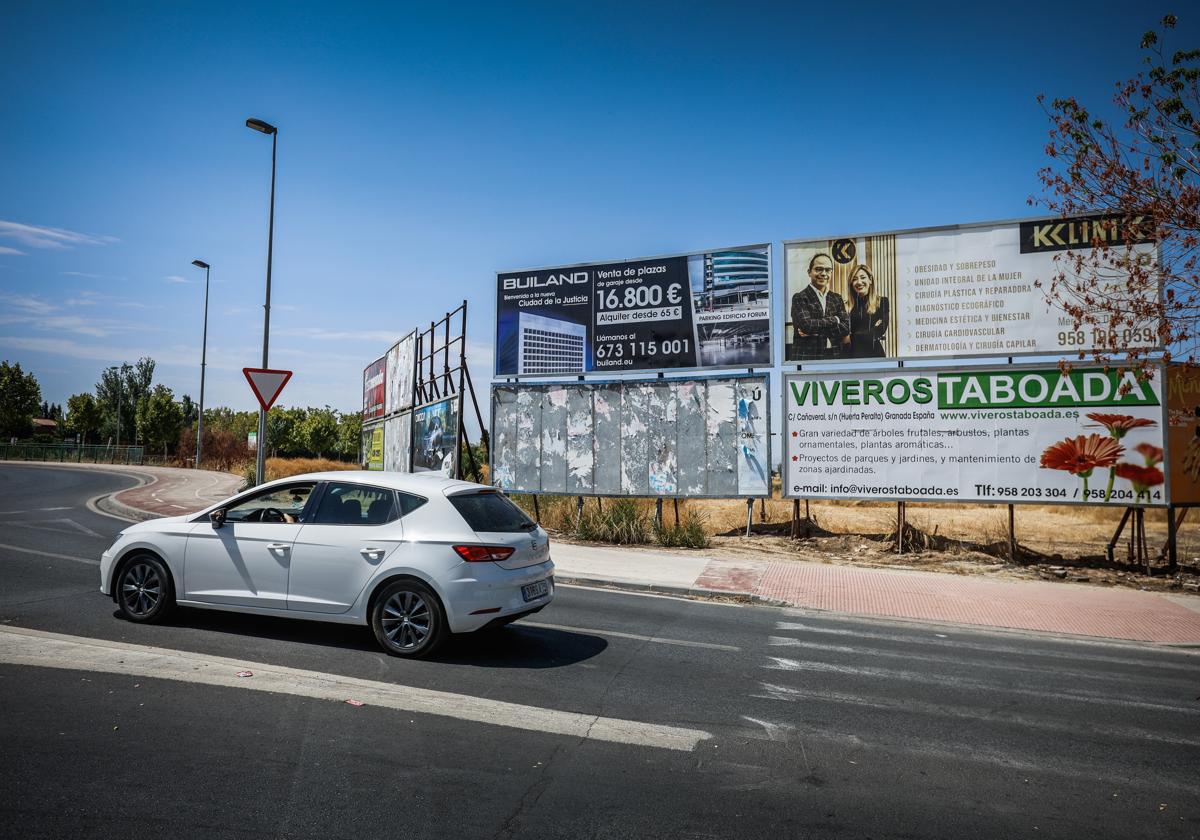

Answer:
[412,396,460,477]
[385,332,417,414]
[782,216,1157,363]
[491,374,770,497]
[362,423,384,471]
[495,246,771,376]
[384,411,412,473]
[783,365,1166,506]
[1167,365,1200,506]
[362,356,386,421]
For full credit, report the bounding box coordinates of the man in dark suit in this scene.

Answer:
[790,253,849,360]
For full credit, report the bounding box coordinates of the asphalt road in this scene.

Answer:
[0,463,1197,839]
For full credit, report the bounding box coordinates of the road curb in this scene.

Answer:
[554,574,789,607]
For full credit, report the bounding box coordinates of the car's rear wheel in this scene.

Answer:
[116,554,174,623]
[371,580,445,658]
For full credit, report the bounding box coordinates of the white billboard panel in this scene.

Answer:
[783,365,1167,506]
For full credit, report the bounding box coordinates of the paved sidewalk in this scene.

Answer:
[46,461,1200,646]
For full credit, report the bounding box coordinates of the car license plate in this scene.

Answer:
[522,579,550,602]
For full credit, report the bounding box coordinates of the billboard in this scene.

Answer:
[783,365,1166,506]
[412,396,460,477]
[491,375,770,497]
[362,356,386,421]
[384,411,412,473]
[362,424,384,471]
[385,332,417,414]
[1167,365,1200,506]
[495,246,771,376]
[782,215,1157,363]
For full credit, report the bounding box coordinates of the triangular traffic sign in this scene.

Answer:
[243,367,293,411]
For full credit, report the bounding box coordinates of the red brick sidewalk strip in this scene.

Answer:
[698,558,1200,644]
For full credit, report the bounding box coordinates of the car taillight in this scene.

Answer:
[452,545,516,562]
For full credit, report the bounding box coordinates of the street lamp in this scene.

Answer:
[246,116,277,486]
[191,259,211,469]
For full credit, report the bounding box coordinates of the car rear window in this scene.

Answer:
[449,492,535,533]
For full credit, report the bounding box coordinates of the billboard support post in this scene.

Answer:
[532,495,540,524]
[673,498,679,527]
[1008,505,1017,562]
[896,502,907,555]
[744,499,753,538]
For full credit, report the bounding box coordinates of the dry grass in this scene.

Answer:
[241,457,359,484]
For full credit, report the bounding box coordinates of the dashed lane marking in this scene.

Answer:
[0,626,712,752]
[0,542,98,566]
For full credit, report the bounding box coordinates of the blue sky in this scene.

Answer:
[0,1,1187,429]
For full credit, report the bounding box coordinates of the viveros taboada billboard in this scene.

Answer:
[495,246,772,376]
[783,365,1166,506]
[782,215,1157,363]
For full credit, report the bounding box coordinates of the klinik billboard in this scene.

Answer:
[783,365,1167,506]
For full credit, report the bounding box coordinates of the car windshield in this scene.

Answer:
[448,492,535,533]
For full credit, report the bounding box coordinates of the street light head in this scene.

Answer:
[245,118,277,135]
[191,259,210,269]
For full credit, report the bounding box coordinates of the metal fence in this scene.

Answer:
[0,443,145,465]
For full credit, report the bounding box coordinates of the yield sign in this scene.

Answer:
[243,367,293,411]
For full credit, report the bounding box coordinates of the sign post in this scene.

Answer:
[243,367,292,484]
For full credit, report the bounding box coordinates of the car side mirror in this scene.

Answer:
[210,510,226,529]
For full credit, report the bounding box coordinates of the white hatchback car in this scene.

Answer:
[99,471,554,658]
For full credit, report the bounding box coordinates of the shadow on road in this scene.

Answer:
[121,607,607,669]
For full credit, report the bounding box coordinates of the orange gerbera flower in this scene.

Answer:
[1133,443,1164,466]
[1040,434,1124,476]
[1085,413,1158,438]
[1115,463,1165,490]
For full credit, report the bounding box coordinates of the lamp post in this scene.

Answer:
[191,259,211,469]
[114,362,130,448]
[246,116,277,486]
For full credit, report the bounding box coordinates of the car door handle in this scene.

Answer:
[360,547,385,560]
[267,543,291,551]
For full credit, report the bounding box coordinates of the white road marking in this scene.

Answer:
[773,621,1200,672]
[763,656,1200,716]
[0,626,711,752]
[522,621,740,651]
[40,506,73,512]
[750,681,1200,749]
[0,542,98,566]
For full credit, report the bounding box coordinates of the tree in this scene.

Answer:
[299,407,339,459]
[136,384,184,458]
[336,411,363,460]
[96,357,155,444]
[66,393,103,445]
[180,394,198,426]
[0,361,42,439]
[1035,13,1199,366]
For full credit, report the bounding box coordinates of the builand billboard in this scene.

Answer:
[783,365,1166,506]
[491,375,770,497]
[412,396,460,477]
[362,356,386,421]
[385,331,417,414]
[782,215,1157,363]
[495,246,772,376]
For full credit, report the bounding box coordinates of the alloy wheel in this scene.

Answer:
[381,590,431,650]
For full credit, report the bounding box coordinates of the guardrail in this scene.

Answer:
[0,443,145,465]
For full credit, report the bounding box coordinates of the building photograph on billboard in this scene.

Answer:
[783,365,1166,506]
[491,375,769,498]
[362,356,386,421]
[495,246,771,376]
[412,396,460,476]
[782,215,1157,363]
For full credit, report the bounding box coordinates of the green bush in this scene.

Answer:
[654,508,709,549]
[568,498,652,544]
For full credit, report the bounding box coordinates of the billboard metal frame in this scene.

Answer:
[489,371,772,500]
[780,212,1166,367]
[495,243,775,380]
[782,360,1170,508]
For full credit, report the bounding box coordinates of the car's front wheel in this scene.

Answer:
[370,580,446,658]
[115,554,175,623]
